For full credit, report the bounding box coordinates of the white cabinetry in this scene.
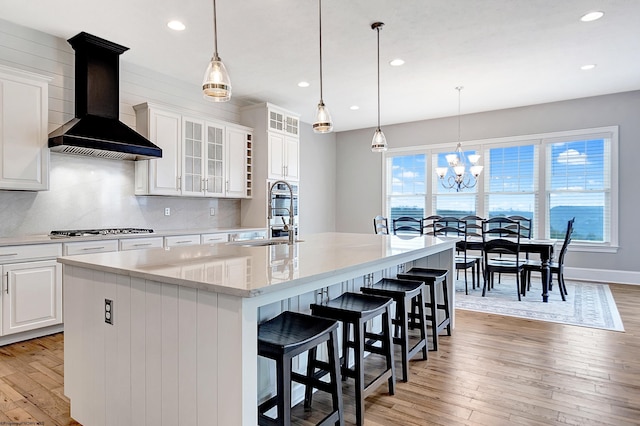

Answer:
[134,103,182,196]
[164,234,201,248]
[0,244,62,338]
[63,239,119,255]
[119,237,164,251]
[0,65,51,191]
[135,103,252,198]
[240,103,300,229]
[201,233,228,245]
[268,132,299,181]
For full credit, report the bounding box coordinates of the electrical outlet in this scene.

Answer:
[164,207,171,216]
[210,208,215,216]
[105,299,113,325]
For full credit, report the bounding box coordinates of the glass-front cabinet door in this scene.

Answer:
[182,118,204,196]
[206,122,225,197]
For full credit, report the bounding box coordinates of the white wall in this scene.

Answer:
[336,91,640,279]
[0,19,245,236]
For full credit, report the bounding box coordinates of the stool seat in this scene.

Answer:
[259,311,339,355]
[310,292,395,426]
[361,278,428,382]
[258,311,343,426]
[397,267,451,351]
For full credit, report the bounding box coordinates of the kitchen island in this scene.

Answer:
[59,232,457,426]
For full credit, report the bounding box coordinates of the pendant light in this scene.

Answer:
[202,0,231,101]
[313,0,333,133]
[371,22,387,152]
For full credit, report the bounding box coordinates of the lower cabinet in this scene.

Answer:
[164,234,201,248]
[1,260,62,335]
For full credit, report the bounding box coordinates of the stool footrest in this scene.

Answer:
[290,372,334,394]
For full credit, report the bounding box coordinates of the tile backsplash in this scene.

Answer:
[0,153,240,237]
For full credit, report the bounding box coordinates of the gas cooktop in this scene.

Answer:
[50,228,154,238]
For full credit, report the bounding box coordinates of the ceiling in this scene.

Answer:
[1,0,639,132]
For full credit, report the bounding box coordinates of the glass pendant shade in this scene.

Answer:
[313,101,333,133]
[202,54,231,102]
[371,128,387,152]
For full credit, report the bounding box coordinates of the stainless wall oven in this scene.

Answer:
[268,180,298,238]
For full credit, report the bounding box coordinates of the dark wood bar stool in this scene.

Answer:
[258,311,343,426]
[361,278,428,382]
[397,267,451,351]
[310,292,395,426]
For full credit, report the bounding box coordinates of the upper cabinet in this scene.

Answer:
[0,65,51,191]
[134,102,252,198]
[243,103,300,183]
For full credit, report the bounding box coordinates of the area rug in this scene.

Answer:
[455,278,625,331]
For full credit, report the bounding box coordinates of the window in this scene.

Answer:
[486,144,538,235]
[382,126,618,251]
[546,137,611,243]
[386,153,426,221]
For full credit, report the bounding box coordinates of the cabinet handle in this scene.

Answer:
[226,180,229,192]
[177,176,182,190]
[3,272,8,294]
[175,240,192,244]
[0,253,18,257]
[81,246,105,251]
[204,178,209,192]
[133,243,152,247]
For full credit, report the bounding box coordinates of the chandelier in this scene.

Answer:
[435,86,483,190]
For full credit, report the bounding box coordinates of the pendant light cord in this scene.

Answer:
[456,86,462,143]
[318,0,324,103]
[376,24,381,130]
[212,0,219,56]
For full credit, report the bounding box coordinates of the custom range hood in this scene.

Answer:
[48,32,162,160]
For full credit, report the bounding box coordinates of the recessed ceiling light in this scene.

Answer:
[350,105,360,110]
[167,20,186,31]
[297,81,310,88]
[389,59,405,67]
[580,11,604,22]
[581,64,597,71]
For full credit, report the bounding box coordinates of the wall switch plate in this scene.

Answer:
[210,208,215,216]
[164,207,171,216]
[105,299,113,325]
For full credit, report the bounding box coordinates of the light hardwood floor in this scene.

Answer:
[1,283,639,425]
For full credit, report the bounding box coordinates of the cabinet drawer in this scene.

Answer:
[164,235,200,248]
[0,244,62,264]
[64,240,119,255]
[201,233,228,245]
[119,237,164,251]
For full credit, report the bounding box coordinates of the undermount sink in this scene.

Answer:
[228,239,304,247]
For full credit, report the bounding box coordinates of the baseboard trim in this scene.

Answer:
[564,267,640,286]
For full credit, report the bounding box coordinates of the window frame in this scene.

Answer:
[382,126,619,253]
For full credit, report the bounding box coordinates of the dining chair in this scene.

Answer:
[373,215,389,235]
[523,217,575,301]
[482,217,525,300]
[433,217,479,295]
[422,215,442,235]
[507,215,532,239]
[461,215,484,238]
[393,216,424,235]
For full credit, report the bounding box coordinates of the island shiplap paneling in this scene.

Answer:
[130,278,147,426]
[178,286,198,426]
[196,289,218,426]
[113,274,132,426]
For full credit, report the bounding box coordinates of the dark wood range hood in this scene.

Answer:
[48,32,162,161]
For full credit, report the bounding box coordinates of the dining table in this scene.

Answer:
[459,238,557,302]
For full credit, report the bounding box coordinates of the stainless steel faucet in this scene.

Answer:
[268,180,295,245]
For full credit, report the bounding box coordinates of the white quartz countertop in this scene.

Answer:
[57,232,458,298]
[0,227,266,247]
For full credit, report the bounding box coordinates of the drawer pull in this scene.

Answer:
[0,253,18,257]
[133,243,153,247]
[175,241,192,244]
[81,247,105,251]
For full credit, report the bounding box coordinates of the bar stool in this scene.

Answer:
[258,311,343,426]
[310,292,395,426]
[397,267,451,351]
[360,278,428,382]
